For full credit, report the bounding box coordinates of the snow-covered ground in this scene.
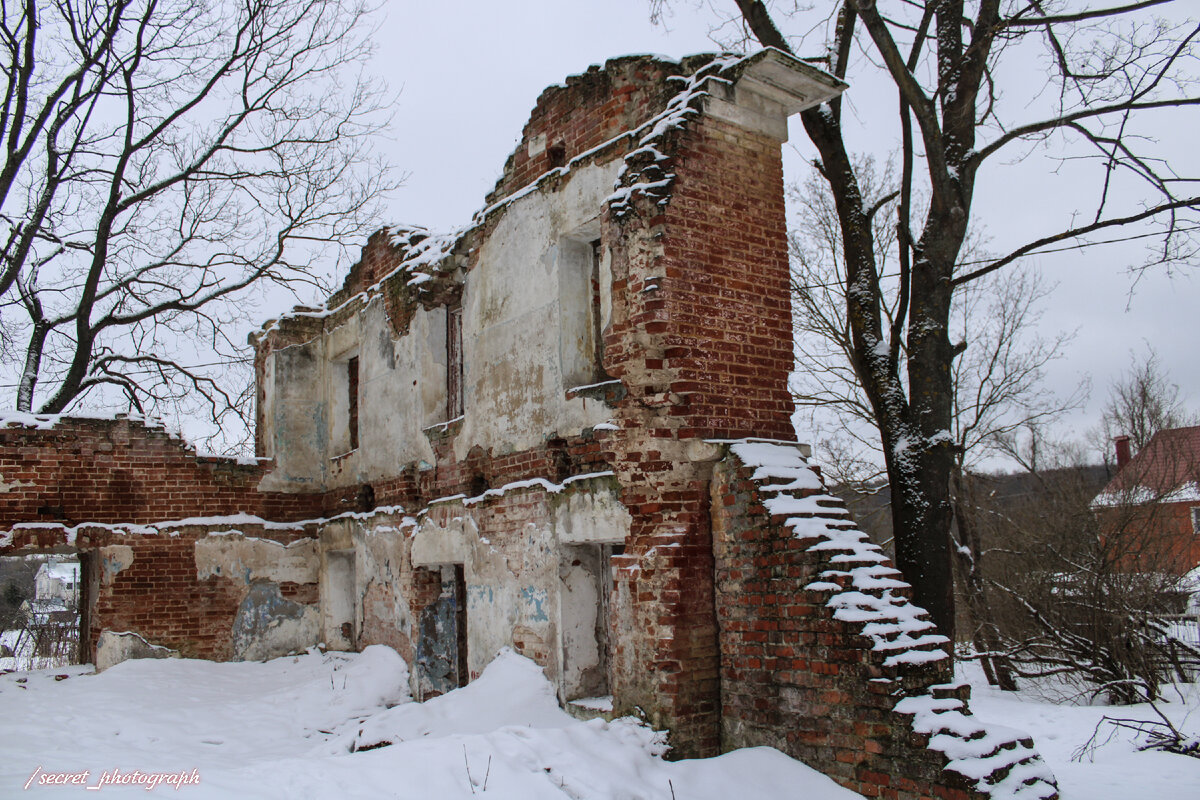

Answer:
[1,646,1197,798]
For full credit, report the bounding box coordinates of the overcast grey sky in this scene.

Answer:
[357,0,1198,461]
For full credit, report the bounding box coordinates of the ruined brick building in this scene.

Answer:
[0,50,1057,799]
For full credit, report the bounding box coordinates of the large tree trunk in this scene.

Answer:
[951,467,1018,690]
[736,0,963,643]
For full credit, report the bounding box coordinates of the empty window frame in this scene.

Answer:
[329,352,359,457]
[590,239,606,375]
[446,302,464,420]
[347,355,360,452]
[559,234,610,389]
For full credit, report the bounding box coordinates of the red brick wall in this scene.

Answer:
[598,107,796,757]
[78,525,316,661]
[1098,500,1200,576]
[660,115,795,441]
[0,417,319,532]
[0,417,324,664]
[320,426,615,516]
[711,452,1058,799]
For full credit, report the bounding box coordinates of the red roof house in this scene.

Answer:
[1094,426,1200,576]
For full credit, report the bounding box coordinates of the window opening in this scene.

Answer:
[447,303,464,419]
[590,239,606,377]
[347,356,359,451]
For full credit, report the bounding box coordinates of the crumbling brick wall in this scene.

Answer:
[711,442,1059,800]
[0,416,319,527]
[0,417,324,664]
[600,76,798,756]
[83,524,318,661]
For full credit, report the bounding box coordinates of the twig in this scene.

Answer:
[463,745,475,795]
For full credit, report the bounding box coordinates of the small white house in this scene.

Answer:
[34,559,79,605]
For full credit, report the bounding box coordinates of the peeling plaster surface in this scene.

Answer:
[411,516,474,567]
[259,160,620,494]
[95,630,179,672]
[559,547,605,699]
[399,479,629,700]
[355,519,416,661]
[553,488,631,545]
[99,545,134,585]
[416,572,461,698]
[194,535,318,584]
[454,161,619,460]
[231,581,320,661]
[322,549,357,651]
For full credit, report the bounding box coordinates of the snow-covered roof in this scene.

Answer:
[1094,426,1200,507]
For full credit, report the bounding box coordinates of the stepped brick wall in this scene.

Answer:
[712,442,1058,800]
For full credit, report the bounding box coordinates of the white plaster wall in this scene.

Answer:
[263,341,328,489]
[322,549,356,651]
[352,516,416,660]
[558,549,603,699]
[454,161,620,459]
[194,535,318,584]
[464,518,560,681]
[261,159,622,492]
[353,301,445,478]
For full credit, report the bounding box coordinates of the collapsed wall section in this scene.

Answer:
[4,518,321,665]
[0,415,320,527]
[0,416,325,666]
[712,442,1058,800]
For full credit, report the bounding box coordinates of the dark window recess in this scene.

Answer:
[548,142,567,169]
[447,303,464,419]
[454,564,469,688]
[356,483,375,513]
[347,356,360,451]
[590,239,609,381]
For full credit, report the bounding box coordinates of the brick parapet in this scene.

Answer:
[0,416,320,537]
[485,55,714,208]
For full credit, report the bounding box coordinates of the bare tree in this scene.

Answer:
[979,426,1200,704]
[652,0,1200,639]
[789,157,1079,685]
[0,0,394,448]
[1101,348,1195,456]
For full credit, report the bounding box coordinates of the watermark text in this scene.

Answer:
[24,766,200,792]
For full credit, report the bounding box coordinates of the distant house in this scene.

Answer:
[1093,427,1200,577]
[34,560,79,605]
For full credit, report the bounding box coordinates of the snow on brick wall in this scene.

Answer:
[0,416,326,666]
[712,442,1059,800]
[0,415,319,531]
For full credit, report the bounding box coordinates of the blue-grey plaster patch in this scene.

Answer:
[468,584,494,607]
[520,586,549,622]
[232,580,308,657]
[416,574,461,696]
